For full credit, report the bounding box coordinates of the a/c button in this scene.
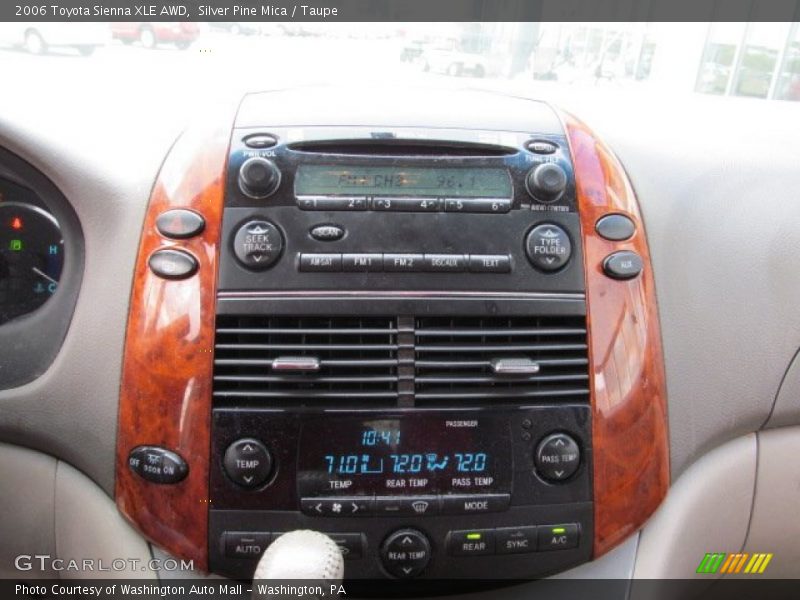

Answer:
[538,523,579,551]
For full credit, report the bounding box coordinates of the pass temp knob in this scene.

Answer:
[526,163,567,203]
[238,157,281,199]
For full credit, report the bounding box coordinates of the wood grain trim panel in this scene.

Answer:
[115,121,230,570]
[562,112,670,557]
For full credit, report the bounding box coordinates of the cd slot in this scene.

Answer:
[287,139,517,157]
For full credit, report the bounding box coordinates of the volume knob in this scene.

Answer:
[238,157,281,199]
[526,163,567,203]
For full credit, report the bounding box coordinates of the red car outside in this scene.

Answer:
[109,23,200,50]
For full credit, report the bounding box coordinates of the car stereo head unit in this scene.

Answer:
[217,116,584,296]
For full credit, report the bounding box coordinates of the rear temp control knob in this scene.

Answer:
[238,157,281,199]
[526,163,567,203]
[380,528,432,579]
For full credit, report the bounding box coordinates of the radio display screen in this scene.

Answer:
[297,414,512,496]
[294,165,512,198]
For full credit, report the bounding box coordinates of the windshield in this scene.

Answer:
[2,22,798,104]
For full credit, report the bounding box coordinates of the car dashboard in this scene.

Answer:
[1,84,800,595]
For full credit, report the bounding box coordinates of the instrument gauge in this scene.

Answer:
[0,202,65,325]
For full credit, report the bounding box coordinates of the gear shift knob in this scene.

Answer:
[252,530,344,599]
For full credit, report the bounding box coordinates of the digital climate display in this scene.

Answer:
[297,414,512,496]
[294,165,512,198]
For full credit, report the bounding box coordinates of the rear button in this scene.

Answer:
[447,529,495,556]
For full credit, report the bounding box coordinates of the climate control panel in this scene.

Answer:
[209,406,593,580]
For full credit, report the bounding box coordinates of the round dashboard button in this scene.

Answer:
[534,433,581,483]
[526,163,567,203]
[603,251,643,280]
[233,220,284,270]
[238,157,281,199]
[223,438,273,489]
[525,224,572,272]
[380,529,431,579]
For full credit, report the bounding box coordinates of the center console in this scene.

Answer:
[115,88,668,584]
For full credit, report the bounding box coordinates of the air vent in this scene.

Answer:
[414,316,589,405]
[213,314,589,408]
[213,316,401,407]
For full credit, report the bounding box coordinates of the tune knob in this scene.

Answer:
[526,163,567,203]
[238,157,281,199]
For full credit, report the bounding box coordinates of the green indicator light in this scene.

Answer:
[10,239,22,251]
[551,527,566,534]
[466,533,482,540]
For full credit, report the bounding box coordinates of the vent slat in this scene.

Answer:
[215,358,399,367]
[415,387,589,400]
[216,343,400,351]
[214,390,400,399]
[216,327,399,335]
[215,375,400,384]
[414,315,589,407]
[416,328,586,337]
[214,315,401,407]
[213,314,590,408]
[415,343,587,353]
[415,358,589,369]
[416,374,589,384]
